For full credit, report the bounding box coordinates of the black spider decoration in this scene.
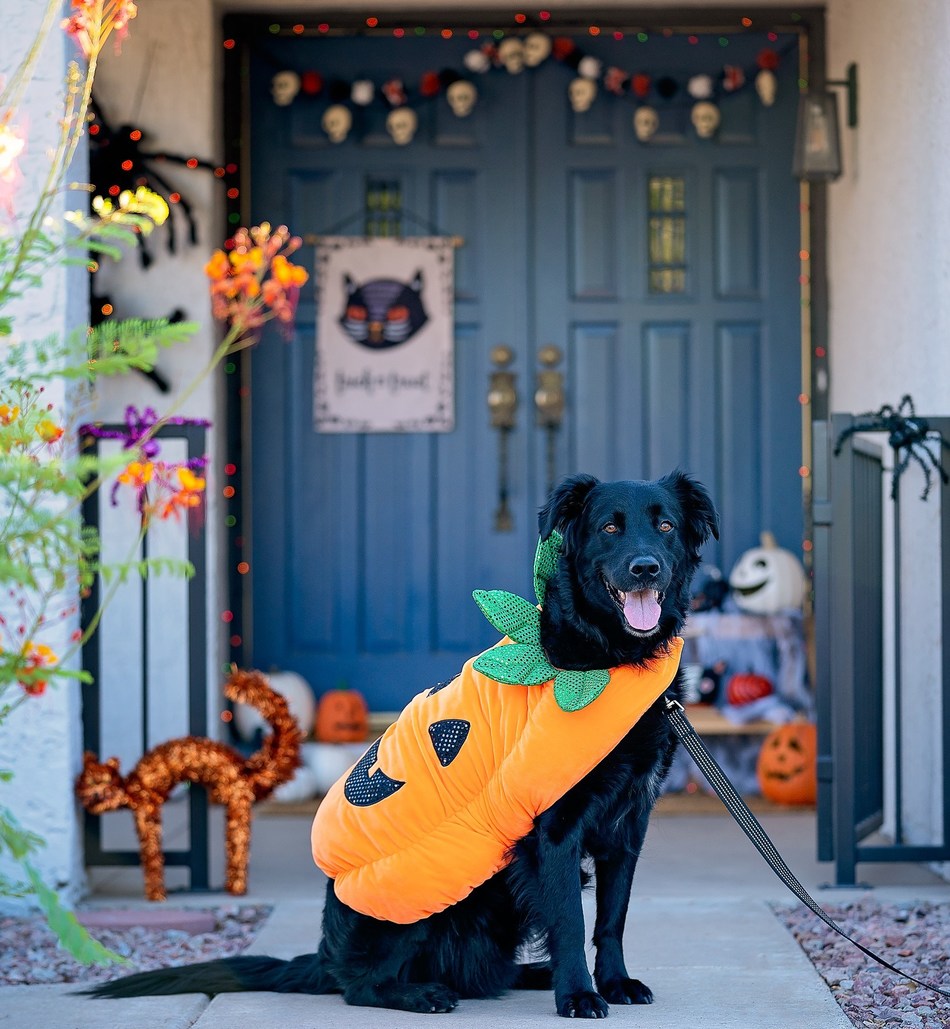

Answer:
[834,395,950,500]
[88,95,224,266]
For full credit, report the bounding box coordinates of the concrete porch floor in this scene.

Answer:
[6,799,934,1029]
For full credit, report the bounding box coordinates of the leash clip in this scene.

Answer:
[664,695,684,713]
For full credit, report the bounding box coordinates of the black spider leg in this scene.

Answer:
[907,437,950,500]
[889,445,921,500]
[833,414,892,455]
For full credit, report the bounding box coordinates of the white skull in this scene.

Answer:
[687,74,714,100]
[271,70,300,107]
[446,80,477,118]
[497,37,525,75]
[523,32,551,67]
[386,106,418,145]
[351,79,375,106]
[633,105,659,142]
[568,77,597,113]
[755,68,777,107]
[691,100,721,139]
[322,104,352,143]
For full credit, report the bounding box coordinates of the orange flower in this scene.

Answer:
[269,254,308,288]
[63,0,138,57]
[19,641,58,696]
[0,404,20,425]
[117,460,153,490]
[204,249,230,282]
[36,419,64,443]
[159,465,206,520]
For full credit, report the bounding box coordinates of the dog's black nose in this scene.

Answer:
[629,556,661,577]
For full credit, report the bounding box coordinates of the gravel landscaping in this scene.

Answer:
[776,899,950,1028]
[4,897,949,1027]
[0,904,270,987]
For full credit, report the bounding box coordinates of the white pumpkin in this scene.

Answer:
[728,532,807,614]
[233,669,316,742]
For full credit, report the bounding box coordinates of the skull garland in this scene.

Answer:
[755,69,778,106]
[497,37,525,75]
[446,80,478,118]
[568,77,597,114]
[322,104,353,144]
[632,105,659,142]
[271,70,301,107]
[386,106,418,145]
[523,32,552,68]
[691,100,721,139]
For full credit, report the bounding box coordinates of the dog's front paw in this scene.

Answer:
[598,977,653,1005]
[556,990,609,1018]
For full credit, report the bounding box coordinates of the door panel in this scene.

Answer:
[247,30,801,709]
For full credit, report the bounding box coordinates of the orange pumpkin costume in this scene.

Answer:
[311,636,683,923]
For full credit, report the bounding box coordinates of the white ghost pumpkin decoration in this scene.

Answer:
[729,532,807,614]
[233,669,315,741]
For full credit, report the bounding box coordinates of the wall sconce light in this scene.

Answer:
[793,63,858,182]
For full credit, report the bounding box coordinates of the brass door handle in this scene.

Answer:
[534,345,565,429]
[487,346,518,531]
[535,345,564,493]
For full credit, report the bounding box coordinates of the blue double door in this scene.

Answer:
[247,30,801,709]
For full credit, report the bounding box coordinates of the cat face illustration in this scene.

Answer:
[339,271,428,348]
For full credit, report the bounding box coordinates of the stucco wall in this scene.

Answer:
[827,0,949,862]
[0,2,88,907]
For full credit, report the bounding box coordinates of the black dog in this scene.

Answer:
[87,471,718,1018]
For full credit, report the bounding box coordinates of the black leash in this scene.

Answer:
[664,697,950,1001]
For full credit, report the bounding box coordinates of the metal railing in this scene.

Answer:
[80,423,210,891]
[813,415,950,884]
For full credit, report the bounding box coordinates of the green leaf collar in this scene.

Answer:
[472,529,612,712]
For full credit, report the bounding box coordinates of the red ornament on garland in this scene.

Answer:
[632,73,651,98]
[757,47,780,71]
[382,78,407,107]
[301,71,323,95]
[552,37,576,62]
[419,71,441,97]
[603,66,630,95]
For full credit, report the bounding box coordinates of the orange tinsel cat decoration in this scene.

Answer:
[75,668,303,901]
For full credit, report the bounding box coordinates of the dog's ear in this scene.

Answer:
[661,470,720,556]
[538,474,600,540]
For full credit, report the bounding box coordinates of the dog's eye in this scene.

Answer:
[658,520,674,533]
[603,523,619,534]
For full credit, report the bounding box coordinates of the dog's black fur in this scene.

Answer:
[86,471,718,1018]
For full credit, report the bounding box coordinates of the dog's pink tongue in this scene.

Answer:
[623,590,661,631]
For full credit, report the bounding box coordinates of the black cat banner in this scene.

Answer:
[314,237,455,432]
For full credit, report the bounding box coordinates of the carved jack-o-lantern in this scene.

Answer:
[315,686,369,743]
[757,722,817,805]
[729,531,807,615]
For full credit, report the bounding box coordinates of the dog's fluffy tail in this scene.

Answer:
[82,952,335,998]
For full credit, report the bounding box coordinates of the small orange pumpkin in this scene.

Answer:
[757,722,817,805]
[315,684,368,743]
